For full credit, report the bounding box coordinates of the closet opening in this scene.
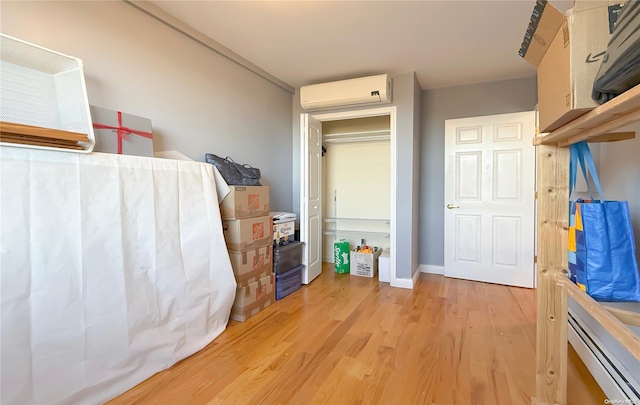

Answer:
[300,106,397,286]
[321,116,391,269]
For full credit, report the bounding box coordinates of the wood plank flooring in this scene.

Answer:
[107,263,605,405]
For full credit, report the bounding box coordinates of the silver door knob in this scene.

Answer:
[446,204,460,209]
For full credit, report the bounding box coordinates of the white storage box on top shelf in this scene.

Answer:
[0,34,95,153]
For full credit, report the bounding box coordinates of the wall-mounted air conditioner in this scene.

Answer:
[300,74,392,111]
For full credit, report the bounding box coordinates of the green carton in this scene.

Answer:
[334,239,350,273]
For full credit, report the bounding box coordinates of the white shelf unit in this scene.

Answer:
[323,217,390,238]
[323,129,390,144]
[322,217,390,263]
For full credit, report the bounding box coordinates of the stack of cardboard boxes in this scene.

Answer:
[220,186,275,322]
[519,0,624,132]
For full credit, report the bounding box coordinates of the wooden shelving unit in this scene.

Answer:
[534,84,640,405]
[535,84,640,147]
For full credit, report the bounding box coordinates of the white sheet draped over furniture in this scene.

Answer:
[0,147,237,404]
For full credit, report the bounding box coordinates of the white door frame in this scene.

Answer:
[300,106,398,287]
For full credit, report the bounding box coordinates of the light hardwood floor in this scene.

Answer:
[108,263,605,405]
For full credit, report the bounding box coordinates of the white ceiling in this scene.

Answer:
[150,0,572,90]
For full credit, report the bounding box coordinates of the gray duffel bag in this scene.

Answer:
[205,153,261,186]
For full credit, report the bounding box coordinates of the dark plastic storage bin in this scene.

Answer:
[273,241,304,274]
[276,264,304,300]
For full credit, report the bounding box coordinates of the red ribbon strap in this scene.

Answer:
[92,111,153,154]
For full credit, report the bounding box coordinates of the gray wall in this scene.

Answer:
[599,126,640,263]
[2,1,293,211]
[420,77,537,266]
[292,72,421,280]
[394,73,421,279]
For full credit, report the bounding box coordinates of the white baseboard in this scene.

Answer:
[391,277,413,289]
[323,255,334,264]
[391,265,421,290]
[412,265,420,286]
[568,312,634,400]
[420,264,444,275]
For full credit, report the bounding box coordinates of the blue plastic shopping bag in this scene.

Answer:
[567,142,640,302]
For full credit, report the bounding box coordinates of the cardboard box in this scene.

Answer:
[230,289,275,322]
[220,186,270,220]
[232,273,274,308]
[90,105,154,157]
[223,215,272,253]
[230,274,275,322]
[519,1,622,132]
[273,220,295,244]
[537,2,621,132]
[350,247,383,278]
[571,0,623,14]
[228,245,273,287]
[518,0,566,67]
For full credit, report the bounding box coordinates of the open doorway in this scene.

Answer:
[300,106,397,286]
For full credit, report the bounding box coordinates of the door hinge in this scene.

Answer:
[535,191,538,200]
[534,255,538,264]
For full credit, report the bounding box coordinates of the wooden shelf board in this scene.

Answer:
[602,304,640,328]
[557,273,640,362]
[537,84,640,147]
[0,121,89,142]
[0,136,83,150]
[555,131,636,147]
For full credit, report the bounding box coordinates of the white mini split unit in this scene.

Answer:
[300,74,392,111]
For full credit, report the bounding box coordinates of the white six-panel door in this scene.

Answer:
[301,114,323,284]
[444,112,536,288]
